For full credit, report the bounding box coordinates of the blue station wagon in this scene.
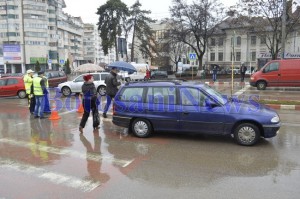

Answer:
[112,81,280,146]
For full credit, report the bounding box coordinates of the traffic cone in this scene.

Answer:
[49,103,61,120]
[77,94,84,113]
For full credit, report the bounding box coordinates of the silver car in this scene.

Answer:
[58,72,109,96]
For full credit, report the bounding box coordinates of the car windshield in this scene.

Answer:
[202,84,228,105]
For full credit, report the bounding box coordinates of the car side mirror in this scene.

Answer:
[205,98,219,109]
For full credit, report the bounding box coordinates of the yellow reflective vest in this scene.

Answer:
[23,74,33,94]
[33,77,43,96]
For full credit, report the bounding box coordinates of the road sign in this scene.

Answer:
[189,53,197,60]
[59,59,65,65]
[48,59,52,64]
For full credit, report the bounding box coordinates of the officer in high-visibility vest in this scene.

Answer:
[33,71,47,119]
[23,69,35,113]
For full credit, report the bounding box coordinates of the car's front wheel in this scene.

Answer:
[17,90,26,99]
[97,85,106,96]
[233,123,260,146]
[257,81,267,90]
[62,86,71,96]
[131,118,152,138]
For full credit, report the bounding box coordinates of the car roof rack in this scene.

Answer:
[125,79,186,86]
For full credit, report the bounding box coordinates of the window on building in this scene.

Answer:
[260,36,266,44]
[218,52,223,61]
[218,38,223,46]
[236,36,241,45]
[211,38,216,46]
[251,36,256,45]
[210,53,215,61]
[251,52,256,61]
[236,52,241,61]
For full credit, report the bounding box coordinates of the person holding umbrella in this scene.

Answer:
[103,67,121,118]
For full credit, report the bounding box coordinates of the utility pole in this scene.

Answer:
[281,0,287,59]
[21,0,26,73]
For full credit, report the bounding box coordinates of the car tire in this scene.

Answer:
[97,85,106,96]
[62,86,71,96]
[131,118,152,138]
[257,81,267,90]
[17,90,26,99]
[233,123,260,146]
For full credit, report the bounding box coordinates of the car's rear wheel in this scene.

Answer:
[17,90,26,99]
[131,118,152,138]
[97,85,106,96]
[233,123,260,146]
[62,86,71,96]
[257,81,267,90]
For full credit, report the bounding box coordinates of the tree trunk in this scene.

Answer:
[115,37,119,61]
[131,22,137,62]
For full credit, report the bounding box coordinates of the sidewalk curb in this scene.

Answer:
[265,104,300,111]
[205,82,249,86]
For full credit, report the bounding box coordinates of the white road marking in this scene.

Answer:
[234,85,251,96]
[0,138,134,168]
[0,158,101,192]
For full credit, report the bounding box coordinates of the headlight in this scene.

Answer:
[250,77,254,80]
[271,116,280,123]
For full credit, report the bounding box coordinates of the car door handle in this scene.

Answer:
[278,74,281,76]
[183,112,189,115]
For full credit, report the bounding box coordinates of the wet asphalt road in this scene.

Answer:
[0,86,300,199]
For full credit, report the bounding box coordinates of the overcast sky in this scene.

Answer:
[63,0,238,24]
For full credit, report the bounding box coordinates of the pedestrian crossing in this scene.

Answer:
[0,137,134,192]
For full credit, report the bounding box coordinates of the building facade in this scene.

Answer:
[0,0,115,74]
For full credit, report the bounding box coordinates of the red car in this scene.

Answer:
[0,76,26,98]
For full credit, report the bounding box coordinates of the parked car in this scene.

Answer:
[151,71,168,79]
[175,67,198,77]
[57,72,109,96]
[0,76,26,98]
[112,81,280,146]
[250,59,300,90]
[44,71,68,87]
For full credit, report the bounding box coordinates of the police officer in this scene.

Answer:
[33,71,47,119]
[23,69,35,113]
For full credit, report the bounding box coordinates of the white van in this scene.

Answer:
[127,63,149,81]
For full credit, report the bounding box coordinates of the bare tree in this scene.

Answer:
[230,0,300,60]
[168,0,226,70]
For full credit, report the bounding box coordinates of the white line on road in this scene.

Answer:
[234,85,251,96]
[0,138,134,168]
[0,158,101,192]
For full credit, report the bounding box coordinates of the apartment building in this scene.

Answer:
[83,23,116,66]
[0,0,115,74]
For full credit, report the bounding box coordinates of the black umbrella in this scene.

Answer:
[108,61,137,74]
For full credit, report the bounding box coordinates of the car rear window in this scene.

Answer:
[118,87,144,102]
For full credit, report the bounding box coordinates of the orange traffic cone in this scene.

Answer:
[77,94,84,113]
[49,103,61,120]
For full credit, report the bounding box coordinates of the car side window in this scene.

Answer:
[264,62,279,73]
[59,72,65,77]
[7,78,18,85]
[0,79,7,86]
[118,87,144,102]
[51,72,59,78]
[93,74,100,81]
[74,76,84,82]
[180,87,206,106]
[146,87,176,104]
[101,73,108,80]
